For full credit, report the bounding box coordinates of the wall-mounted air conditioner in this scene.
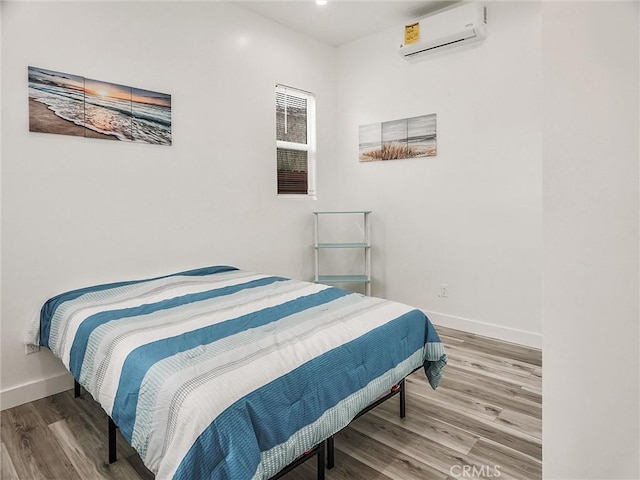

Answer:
[399,1,487,62]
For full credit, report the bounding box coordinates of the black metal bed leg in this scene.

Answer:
[270,441,324,479]
[399,379,406,418]
[327,435,335,469]
[108,417,117,464]
[316,440,325,480]
[74,380,81,398]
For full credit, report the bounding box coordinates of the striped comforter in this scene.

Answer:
[37,266,447,479]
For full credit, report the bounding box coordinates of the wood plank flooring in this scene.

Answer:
[1,326,541,479]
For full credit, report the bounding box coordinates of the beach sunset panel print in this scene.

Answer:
[131,87,172,146]
[84,78,133,141]
[28,66,172,145]
[28,67,87,137]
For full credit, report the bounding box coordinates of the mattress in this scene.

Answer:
[34,265,447,479]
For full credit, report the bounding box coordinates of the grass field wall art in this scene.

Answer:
[359,113,436,162]
[28,66,172,146]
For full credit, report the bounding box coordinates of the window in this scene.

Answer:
[276,85,316,195]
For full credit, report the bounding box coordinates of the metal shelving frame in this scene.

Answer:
[313,211,371,296]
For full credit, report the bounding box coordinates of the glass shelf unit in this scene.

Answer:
[313,211,371,296]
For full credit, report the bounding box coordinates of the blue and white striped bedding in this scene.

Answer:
[37,265,447,479]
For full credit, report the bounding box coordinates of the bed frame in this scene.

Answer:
[74,376,408,480]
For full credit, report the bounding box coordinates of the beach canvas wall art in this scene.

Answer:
[28,66,172,146]
[359,113,436,162]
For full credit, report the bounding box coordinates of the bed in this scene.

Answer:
[32,265,447,479]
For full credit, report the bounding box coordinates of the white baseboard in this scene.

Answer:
[425,310,542,349]
[0,372,74,411]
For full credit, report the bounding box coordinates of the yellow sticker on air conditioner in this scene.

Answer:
[404,22,420,45]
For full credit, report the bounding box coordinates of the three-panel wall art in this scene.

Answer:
[28,66,172,146]
[359,113,436,162]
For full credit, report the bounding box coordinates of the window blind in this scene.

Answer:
[276,92,307,144]
[275,85,315,195]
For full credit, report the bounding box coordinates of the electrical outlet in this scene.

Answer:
[25,344,40,355]
[438,283,449,298]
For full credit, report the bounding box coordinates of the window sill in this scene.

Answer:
[277,193,317,200]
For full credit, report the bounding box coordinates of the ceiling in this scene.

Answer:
[236,1,458,46]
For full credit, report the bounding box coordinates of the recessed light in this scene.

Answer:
[316,0,327,5]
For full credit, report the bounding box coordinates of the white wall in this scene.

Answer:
[0,1,338,409]
[542,2,639,478]
[336,4,640,476]
[334,2,543,346]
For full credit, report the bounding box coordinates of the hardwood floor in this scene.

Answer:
[1,326,541,480]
